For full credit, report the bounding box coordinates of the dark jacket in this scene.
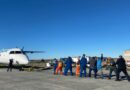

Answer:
[89,57,97,69]
[116,57,126,70]
[54,61,58,68]
[110,59,116,68]
[65,57,73,67]
[9,59,13,66]
[80,57,87,67]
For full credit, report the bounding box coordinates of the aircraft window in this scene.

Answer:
[10,51,15,54]
[10,51,22,54]
[15,51,22,54]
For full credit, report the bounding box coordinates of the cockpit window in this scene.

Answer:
[10,51,23,54]
[15,51,22,54]
[10,51,15,54]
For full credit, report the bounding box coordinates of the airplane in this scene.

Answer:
[0,48,44,65]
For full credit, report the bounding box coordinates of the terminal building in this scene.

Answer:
[123,50,130,66]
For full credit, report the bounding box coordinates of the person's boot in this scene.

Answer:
[115,79,121,81]
[107,77,111,80]
[128,78,130,82]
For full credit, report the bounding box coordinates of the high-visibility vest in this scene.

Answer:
[76,65,80,69]
[76,65,80,74]
[58,62,63,67]
[106,60,110,65]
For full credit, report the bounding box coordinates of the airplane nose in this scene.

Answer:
[10,54,29,65]
[15,56,29,65]
[21,55,29,64]
[15,59,28,65]
[22,60,29,64]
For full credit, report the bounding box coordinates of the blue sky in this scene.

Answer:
[0,0,130,59]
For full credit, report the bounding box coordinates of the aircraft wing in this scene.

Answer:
[23,51,45,54]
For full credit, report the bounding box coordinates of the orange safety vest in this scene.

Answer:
[58,62,63,67]
[76,64,80,75]
[106,60,110,65]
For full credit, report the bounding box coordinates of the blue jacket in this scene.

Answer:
[80,57,87,67]
[97,58,102,70]
[65,57,73,67]
[54,61,58,68]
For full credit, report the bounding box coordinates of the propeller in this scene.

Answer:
[22,47,24,51]
[21,47,45,54]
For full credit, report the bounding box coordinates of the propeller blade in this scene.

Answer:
[22,47,24,50]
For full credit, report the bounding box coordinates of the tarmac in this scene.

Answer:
[0,69,130,90]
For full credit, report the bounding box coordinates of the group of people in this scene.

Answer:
[53,54,130,82]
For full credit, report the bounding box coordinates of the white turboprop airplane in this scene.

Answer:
[0,48,44,65]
